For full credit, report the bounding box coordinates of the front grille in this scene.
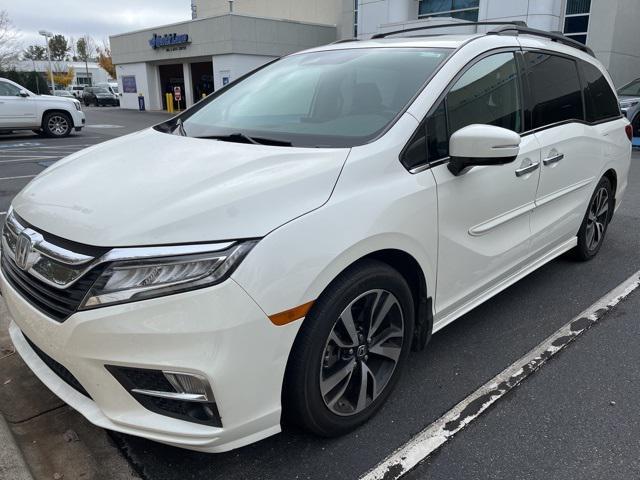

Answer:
[1,253,104,323]
[24,334,91,399]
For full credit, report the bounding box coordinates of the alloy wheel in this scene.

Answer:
[586,186,609,251]
[319,289,404,416]
[47,115,70,136]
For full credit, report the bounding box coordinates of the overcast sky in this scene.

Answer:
[1,0,192,49]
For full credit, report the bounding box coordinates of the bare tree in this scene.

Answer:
[0,10,21,70]
[77,35,95,85]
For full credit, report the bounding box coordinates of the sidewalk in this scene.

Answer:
[0,414,33,480]
[0,298,139,480]
[0,299,33,480]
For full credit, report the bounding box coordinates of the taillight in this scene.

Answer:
[625,124,633,141]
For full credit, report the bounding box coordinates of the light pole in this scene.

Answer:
[39,30,55,94]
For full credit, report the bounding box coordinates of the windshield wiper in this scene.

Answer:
[198,133,292,147]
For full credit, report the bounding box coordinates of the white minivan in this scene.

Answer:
[0,24,631,452]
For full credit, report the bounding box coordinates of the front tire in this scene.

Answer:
[42,112,72,137]
[573,176,613,261]
[283,260,414,437]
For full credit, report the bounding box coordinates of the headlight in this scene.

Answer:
[80,241,257,309]
[620,100,639,108]
[74,101,81,111]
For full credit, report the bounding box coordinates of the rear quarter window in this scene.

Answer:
[579,60,620,122]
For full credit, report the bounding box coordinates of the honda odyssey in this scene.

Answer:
[0,23,631,452]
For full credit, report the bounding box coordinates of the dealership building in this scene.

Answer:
[111,0,640,110]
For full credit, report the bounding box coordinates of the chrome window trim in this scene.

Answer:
[2,209,236,290]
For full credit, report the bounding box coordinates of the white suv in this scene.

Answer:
[0,24,631,452]
[0,77,85,137]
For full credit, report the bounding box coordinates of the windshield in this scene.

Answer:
[95,87,110,94]
[111,86,119,93]
[169,48,451,147]
[618,79,640,97]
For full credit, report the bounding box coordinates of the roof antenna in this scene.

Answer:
[229,0,234,13]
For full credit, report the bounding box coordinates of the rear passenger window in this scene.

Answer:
[524,52,584,129]
[580,61,620,122]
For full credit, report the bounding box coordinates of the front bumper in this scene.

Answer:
[1,270,300,452]
[71,110,85,129]
[97,98,119,106]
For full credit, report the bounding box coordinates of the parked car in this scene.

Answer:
[67,85,85,99]
[54,90,75,98]
[618,78,640,136]
[0,77,85,137]
[96,82,119,96]
[0,24,631,453]
[82,86,119,106]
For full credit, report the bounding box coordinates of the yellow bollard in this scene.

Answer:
[165,93,174,113]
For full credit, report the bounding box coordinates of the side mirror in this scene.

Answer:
[18,90,29,97]
[447,124,521,176]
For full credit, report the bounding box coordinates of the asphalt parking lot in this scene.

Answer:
[0,108,639,480]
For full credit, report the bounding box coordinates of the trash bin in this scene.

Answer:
[138,94,145,111]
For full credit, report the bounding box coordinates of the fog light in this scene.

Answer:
[106,365,222,427]
[163,371,211,400]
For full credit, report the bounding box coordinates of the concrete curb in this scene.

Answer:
[0,415,34,480]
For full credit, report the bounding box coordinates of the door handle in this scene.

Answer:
[515,161,540,177]
[543,153,564,166]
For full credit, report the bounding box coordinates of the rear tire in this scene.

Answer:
[573,176,613,261]
[283,259,414,437]
[42,112,72,137]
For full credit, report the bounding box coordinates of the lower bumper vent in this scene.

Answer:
[106,365,222,427]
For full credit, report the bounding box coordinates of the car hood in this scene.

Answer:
[12,128,350,247]
[38,94,77,105]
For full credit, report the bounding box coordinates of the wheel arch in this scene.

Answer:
[41,109,75,127]
[602,168,618,216]
[303,247,434,352]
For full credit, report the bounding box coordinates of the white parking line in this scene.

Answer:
[361,270,640,480]
[0,157,60,164]
[0,174,38,181]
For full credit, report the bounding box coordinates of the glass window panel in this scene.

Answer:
[402,125,428,168]
[566,0,591,15]
[426,100,449,161]
[580,60,620,122]
[419,0,453,15]
[181,48,450,147]
[524,52,584,128]
[447,52,522,134]
[618,79,640,97]
[453,0,480,9]
[0,82,21,96]
[566,34,588,44]
[564,15,589,33]
[450,9,479,21]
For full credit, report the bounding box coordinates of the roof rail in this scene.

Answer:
[371,21,527,39]
[370,20,594,57]
[488,24,595,57]
[330,38,359,44]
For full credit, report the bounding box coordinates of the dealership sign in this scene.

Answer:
[149,33,190,49]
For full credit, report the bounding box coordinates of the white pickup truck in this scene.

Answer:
[0,77,86,137]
